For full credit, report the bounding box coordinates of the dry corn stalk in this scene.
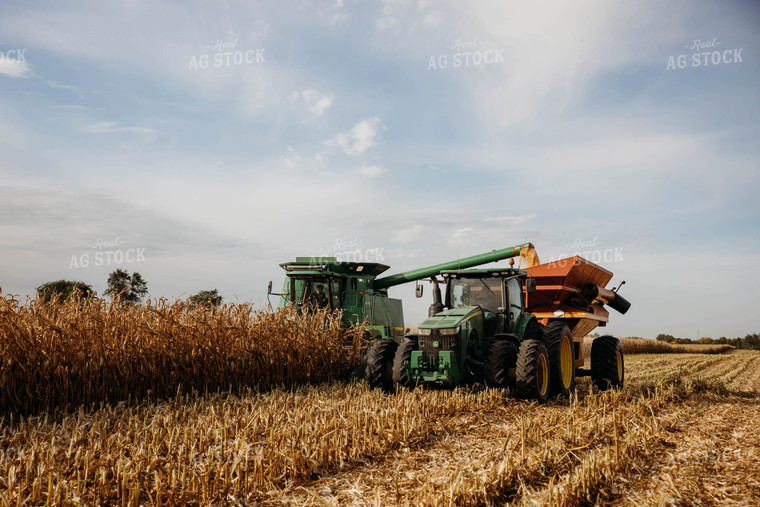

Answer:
[0,294,366,415]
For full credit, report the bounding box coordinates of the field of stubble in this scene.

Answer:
[1,350,759,506]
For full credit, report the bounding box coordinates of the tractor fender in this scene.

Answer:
[493,333,520,350]
[514,314,539,341]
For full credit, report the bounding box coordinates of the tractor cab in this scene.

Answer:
[410,267,537,386]
[440,267,531,336]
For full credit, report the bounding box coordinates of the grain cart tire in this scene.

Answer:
[392,338,418,388]
[366,340,399,393]
[591,336,624,390]
[485,339,519,388]
[516,339,550,402]
[545,322,576,397]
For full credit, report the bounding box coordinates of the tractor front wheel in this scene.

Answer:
[366,340,399,393]
[485,338,518,388]
[392,338,418,388]
[545,322,576,397]
[591,336,624,390]
[516,339,550,402]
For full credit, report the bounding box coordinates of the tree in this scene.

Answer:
[744,333,760,350]
[105,269,148,305]
[37,280,93,304]
[189,289,223,307]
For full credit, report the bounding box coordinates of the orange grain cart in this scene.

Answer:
[525,256,630,372]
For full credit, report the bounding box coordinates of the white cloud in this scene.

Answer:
[377,17,397,31]
[45,80,79,91]
[377,0,690,128]
[449,227,472,245]
[81,122,158,141]
[483,214,537,225]
[394,224,424,243]
[377,0,404,31]
[329,12,351,26]
[357,165,387,177]
[251,20,270,38]
[422,12,443,28]
[290,88,334,118]
[282,147,330,174]
[0,57,31,78]
[327,117,383,155]
[0,5,288,120]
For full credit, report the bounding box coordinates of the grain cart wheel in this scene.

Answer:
[366,340,399,393]
[545,322,576,397]
[516,339,550,402]
[591,336,624,390]
[392,338,418,388]
[485,338,519,388]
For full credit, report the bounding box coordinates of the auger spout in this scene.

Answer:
[373,243,534,290]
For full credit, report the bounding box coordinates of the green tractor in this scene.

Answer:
[391,256,631,401]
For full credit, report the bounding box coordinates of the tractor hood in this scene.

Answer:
[418,306,483,330]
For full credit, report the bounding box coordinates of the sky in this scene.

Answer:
[1,0,758,340]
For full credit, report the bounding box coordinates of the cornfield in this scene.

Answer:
[2,295,758,504]
[580,336,736,357]
[0,351,758,505]
[0,295,365,415]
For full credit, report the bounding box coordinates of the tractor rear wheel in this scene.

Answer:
[545,322,576,397]
[392,338,417,388]
[485,338,518,388]
[366,340,399,393]
[516,339,550,402]
[591,336,624,390]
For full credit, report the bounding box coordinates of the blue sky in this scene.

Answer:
[1,0,758,339]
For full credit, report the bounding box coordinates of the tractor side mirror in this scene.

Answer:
[526,278,537,293]
[415,283,424,298]
[267,281,273,294]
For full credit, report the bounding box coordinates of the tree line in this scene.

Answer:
[656,333,760,350]
[35,269,222,307]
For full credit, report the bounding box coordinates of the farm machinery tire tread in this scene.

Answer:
[392,338,417,388]
[545,321,576,397]
[516,339,550,402]
[366,340,399,393]
[591,335,624,390]
[485,338,518,388]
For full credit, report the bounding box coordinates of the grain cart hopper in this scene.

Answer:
[266,244,537,389]
[394,254,631,401]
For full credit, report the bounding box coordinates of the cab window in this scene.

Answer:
[293,278,331,309]
[331,279,344,308]
[506,278,523,315]
[450,277,503,313]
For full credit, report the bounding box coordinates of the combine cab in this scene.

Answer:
[270,257,406,342]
